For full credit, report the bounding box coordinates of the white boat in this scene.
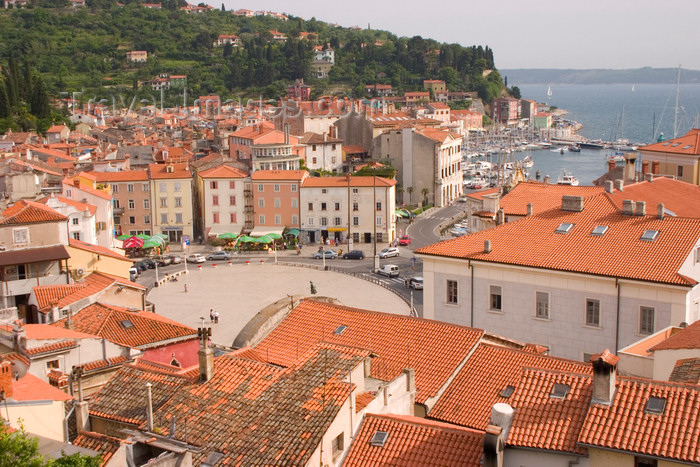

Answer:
[521,155,534,168]
[547,85,552,98]
[557,169,579,186]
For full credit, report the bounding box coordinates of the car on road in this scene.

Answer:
[376,264,399,277]
[166,254,182,264]
[342,250,365,260]
[186,253,206,263]
[378,247,400,258]
[408,276,423,290]
[398,235,411,246]
[313,249,338,259]
[129,267,139,282]
[457,196,467,203]
[154,255,173,267]
[140,258,156,269]
[134,260,149,272]
[206,251,233,261]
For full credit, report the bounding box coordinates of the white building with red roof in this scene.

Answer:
[195,163,249,237]
[38,194,98,244]
[62,174,114,248]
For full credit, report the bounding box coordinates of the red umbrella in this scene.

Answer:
[123,236,144,248]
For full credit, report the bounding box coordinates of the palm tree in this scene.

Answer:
[421,187,429,206]
[396,184,404,204]
[406,186,414,205]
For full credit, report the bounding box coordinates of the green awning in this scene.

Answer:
[267,233,282,239]
[286,228,300,237]
[217,232,239,239]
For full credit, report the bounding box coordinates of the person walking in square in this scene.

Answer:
[214,310,220,324]
[210,309,214,323]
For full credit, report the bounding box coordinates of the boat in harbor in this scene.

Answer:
[578,141,606,150]
[568,145,581,153]
[521,155,534,168]
[556,169,579,186]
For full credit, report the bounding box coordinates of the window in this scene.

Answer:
[175,213,183,223]
[446,280,458,304]
[160,183,166,192]
[312,144,317,151]
[291,198,298,208]
[273,184,280,192]
[257,184,264,192]
[112,184,118,193]
[550,383,570,399]
[376,202,382,211]
[641,230,659,241]
[114,216,121,225]
[308,217,314,226]
[353,217,359,226]
[555,222,574,234]
[212,213,219,224]
[212,195,219,206]
[499,385,515,398]
[210,181,218,189]
[352,188,358,194]
[377,233,383,243]
[591,225,608,236]
[677,165,684,178]
[160,198,167,208]
[144,215,150,224]
[308,202,313,211]
[143,183,149,192]
[634,457,657,467]
[321,202,327,211]
[46,360,59,370]
[258,198,265,208]
[291,184,297,192]
[334,217,342,226]
[335,202,341,211]
[175,197,182,207]
[144,199,150,209]
[644,396,666,415]
[128,199,135,209]
[332,433,344,457]
[127,183,134,192]
[259,214,265,224]
[490,285,502,311]
[353,202,359,211]
[230,213,237,223]
[72,218,79,225]
[321,217,328,226]
[161,214,168,224]
[353,233,359,242]
[114,200,120,208]
[274,198,281,208]
[229,196,236,206]
[174,182,181,192]
[292,215,298,225]
[376,216,382,225]
[370,431,389,447]
[13,228,29,244]
[127,216,134,224]
[586,299,600,327]
[536,292,549,319]
[66,189,72,197]
[640,306,655,334]
[72,232,81,240]
[274,214,281,225]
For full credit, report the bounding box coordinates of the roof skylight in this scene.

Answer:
[550,383,570,399]
[645,396,666,414]
[640,230,659,241]
[499,385,516,398]
[370,431,389,447]
[555,223,574,234]
[334,325,348,335]
[682,145,692,149]
[119,319,134,329]
[671,143,681,147]
[591,225,609,236]
[662,142,671,146]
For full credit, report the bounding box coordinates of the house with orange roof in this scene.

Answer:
[195,163,249,237]
[89,170,152,237]
[450,108,484,132]
[229,124,302,169]
[148,163,193,243]
[126,51,147,62]
[300,131,343,172]
[0,200,71,311]
[62,175,114,248]
[38,194,98,244]
[45,125,70,144]
[213,34,240,47]
[638,128,700,184]
[373,126,463,206]
[250,170,307,234]
[416,191,700,361]
[300,175,396,245]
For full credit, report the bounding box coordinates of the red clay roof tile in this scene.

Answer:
[72,431,123,464]
[606,177,700,218]
[0,200,67,224]
[649,320,700,351]
[668,358,700,385]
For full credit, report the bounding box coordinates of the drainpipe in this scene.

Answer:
[469,260,474,327]
[615,278,621,353]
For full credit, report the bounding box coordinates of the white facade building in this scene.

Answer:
[197,164,249,237]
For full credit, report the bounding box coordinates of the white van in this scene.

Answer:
[376,264,399,277]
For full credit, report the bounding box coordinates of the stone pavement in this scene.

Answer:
[146,263,410,347]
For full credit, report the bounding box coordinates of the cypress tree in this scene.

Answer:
[30,75,50,119]
[0,79,11,119]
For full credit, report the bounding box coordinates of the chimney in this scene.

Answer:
[496,208,505,225]
[12,320,25,352]
[607,159,616,172]
[483,403,514,467]
[624,153,637,181]
[622,200,634,216]
[198,327,214,382]
[543,175,550,184]
[284,123,290,145]
[635,201,646,216]
[0,360,13,399]
[614,179,624,191]
[604,181,613,193]
[484,240,492,254]
[652,160,660,175]
[645,173,653,182]
[561,195,584,212]
[657,203,665,220]
[73,178,81,188]
[590,350,619,405]
[146,382,154,432]
[403,368,416,395]
[526,203,533,216]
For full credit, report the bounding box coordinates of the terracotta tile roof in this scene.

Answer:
[343,414,484,467]
[250,169,308,181]
[28,145,76,161]
[72,431,123,464]
[11,373,73,402]
[148,163,191,180]
[300,132,343,145]
[197,164,249,179]
[464,187,499,201]
[606,177,700,218]
[498,180,604,216]
[51,302,195,349]
[253,299,483,404]
[10,159,62,176]
[342,144,368,154]
[428,343,591,429]
[62,177,112,200]
[89,170,149,182]
[302,176,396,188]
[130,359,196,376]
[82,355,130,372]
[68,238,135,264]
[37,195,97,216]
[0,199,67,224]
[590,349,620,366]
[32,283,88,311]
[0,352,30,367]
[668,358,700,385]
[34,270,143,311]
[578,378,700,463]
[640,128,700,155]
[507,368,592,454]
[89,364,193,425]
[416,193,700,286]
[151,344,366,466]
[25,339,79,356]
[4,323,95,340]
[354,391,375,412]
[649,320,700,351]
[46,125,68,133]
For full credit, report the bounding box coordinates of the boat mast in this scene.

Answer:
[674,65,681,138]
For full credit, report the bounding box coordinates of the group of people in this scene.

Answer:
[209,309,220,323]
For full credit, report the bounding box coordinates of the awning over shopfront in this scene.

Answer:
[286,228,300,237]
[328,227,347,232]
[0,245,70,267]
[249,227,285,237]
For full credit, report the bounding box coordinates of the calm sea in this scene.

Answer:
[515,83,700,185]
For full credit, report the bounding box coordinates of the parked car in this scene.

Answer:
[129,267,139,282]
[408,276,423,290]
[398,235,411,246]
[207,251,232,261]
[154,255,172,267]
[342,250,365,260]
[134,261,149,272]
[313,250,338,259]
[376,264,399,277]
[378,247,400,259]
[141,258,156,269]
[457,196,467,203]
[186,254,206,263]
[166,254,182,264]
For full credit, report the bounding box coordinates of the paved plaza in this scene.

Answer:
[147,263,410,346]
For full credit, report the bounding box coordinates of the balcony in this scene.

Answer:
[113,207,125,215]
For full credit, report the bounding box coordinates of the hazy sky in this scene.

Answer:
[222,0,700,70]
